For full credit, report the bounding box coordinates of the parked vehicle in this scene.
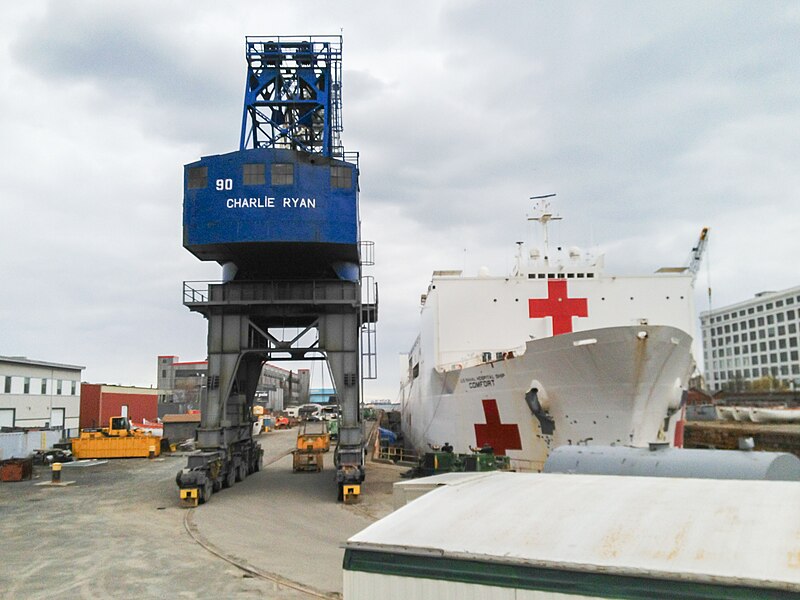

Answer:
[321,405,339,421]
[298,403,323,421]
[292,421,331,472]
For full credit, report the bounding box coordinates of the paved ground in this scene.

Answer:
[0,428,406,599]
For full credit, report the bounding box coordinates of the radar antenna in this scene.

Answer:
[528,193,560,260]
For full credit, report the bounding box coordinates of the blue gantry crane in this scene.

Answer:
[176,36,377,505]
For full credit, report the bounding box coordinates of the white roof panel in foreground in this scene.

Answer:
[346,472,800,591]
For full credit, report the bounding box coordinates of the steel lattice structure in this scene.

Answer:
[239,36,343,157]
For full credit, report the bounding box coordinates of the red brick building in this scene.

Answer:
[80,384,159,429]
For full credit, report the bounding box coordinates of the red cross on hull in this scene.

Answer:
[474,399,522,456]
[529,279,588,335]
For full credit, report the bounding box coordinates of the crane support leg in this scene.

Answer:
[319,313,365,497]
[176,310,264,505]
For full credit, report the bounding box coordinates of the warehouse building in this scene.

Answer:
[700,285,800,392]
[157,355,207,408]
[157,355,310,414]
[0,355,84,436]
[79,384,159,429]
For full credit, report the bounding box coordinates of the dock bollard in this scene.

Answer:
[51,462,62,484]
[148,445,156,459]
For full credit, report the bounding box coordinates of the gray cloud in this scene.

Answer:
[1,1,798,398]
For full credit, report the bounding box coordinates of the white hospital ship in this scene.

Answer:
[399,198,704,471]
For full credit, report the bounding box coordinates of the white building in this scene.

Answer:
[0,356,84,434]
[700,285,800,391]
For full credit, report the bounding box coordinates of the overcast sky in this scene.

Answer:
[1,1,798,399]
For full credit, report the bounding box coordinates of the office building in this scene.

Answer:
[700,285,800,391]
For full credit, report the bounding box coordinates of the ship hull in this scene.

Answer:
[401,325,693,471]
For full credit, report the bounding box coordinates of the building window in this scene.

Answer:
[330,166,352,189]
[23,377,30,394]
[41,379,47,394]
[71,381,77,395]
[57,380,62,395]
[187,166,208,189]
[243,163,265,185]
[271,163,293,186]
[3,377,10,394]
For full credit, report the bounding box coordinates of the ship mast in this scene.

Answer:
[528,193,560,264]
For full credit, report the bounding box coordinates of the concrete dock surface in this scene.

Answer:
[0,428,406,599]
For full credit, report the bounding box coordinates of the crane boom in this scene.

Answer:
[688,227,710,278]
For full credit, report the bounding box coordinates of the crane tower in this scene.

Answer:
[176,36,377,505]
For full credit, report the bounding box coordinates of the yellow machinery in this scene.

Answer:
[292,449,323,472]
[71,417,162,459]
[296,421,331,452]
[292,421,331,472]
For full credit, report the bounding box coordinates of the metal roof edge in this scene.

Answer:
[0,355,85,371]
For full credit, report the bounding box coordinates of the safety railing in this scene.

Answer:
[183,281,213,304]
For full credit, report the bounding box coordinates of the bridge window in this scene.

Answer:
[271,163,293,186]
[243,163,265,185]
[331,166,351,189]
[187,166,208,189]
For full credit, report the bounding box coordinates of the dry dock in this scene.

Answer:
[685,421,800,457]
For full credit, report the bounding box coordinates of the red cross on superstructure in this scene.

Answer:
[474,399,522,456]
[528,279,588,335]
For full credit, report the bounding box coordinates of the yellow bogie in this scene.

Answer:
[179,487,199,508]
[343,484,360,504]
